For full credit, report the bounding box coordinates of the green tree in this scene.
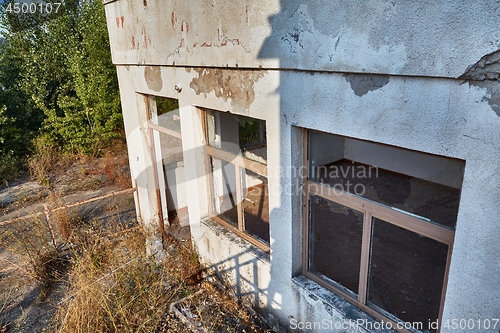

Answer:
[0,0,122,160]
[68,0,122,151]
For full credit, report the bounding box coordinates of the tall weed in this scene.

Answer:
[27,134,60,188]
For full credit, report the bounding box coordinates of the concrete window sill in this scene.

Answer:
[291,275,397,333]
[200,218,270,264]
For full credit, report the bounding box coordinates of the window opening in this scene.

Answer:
[147,96,188,226]
[204,109,269,251]
[303,129,464,333]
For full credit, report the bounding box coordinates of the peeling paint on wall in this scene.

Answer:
[190,68,265,112]
[460,50,500,116]
[144,66,162,92]
[344,74,390,96]
[460,50,500,81]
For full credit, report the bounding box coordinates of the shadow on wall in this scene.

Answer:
[134,143,297,329]
[201,245,269,307]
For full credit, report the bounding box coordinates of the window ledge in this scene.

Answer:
[291,276,398,333]
[200,218,270,264]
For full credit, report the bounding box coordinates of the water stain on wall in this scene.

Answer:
[190,68,265,112]
[145,66,163,92]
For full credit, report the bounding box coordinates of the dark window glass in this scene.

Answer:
[237,116,266,149]
[316,160,461,229]
[368,218,448,332]
[309,195,363,295]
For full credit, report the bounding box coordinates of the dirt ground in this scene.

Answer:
[0,153,274,333]
[0,153,137,333]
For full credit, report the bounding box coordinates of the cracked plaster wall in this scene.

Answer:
[104,1,500,332]
[106,0,500,78]
[112,63,500,333]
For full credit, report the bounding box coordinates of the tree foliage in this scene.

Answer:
[0,0,122,171]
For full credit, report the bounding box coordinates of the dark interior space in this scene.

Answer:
[309,194,363,295]
[308,160,460,331]
[368,218,447,332]
[243,180,269,244]
[314,159,461,229]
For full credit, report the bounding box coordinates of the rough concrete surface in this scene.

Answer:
[104,1,500,332]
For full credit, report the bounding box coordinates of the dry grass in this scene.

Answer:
[55,230,200,332]
[55,227,272,332]
[27,141,58,188]
[1,213,273,332]
[27,136,131,192]
[0,213,62,285]
[2,156,272,333]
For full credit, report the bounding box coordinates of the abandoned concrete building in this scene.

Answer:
[103,1,500,332]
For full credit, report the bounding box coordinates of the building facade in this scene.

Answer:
[103,1,500,332]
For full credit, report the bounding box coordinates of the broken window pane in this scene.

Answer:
[205,110,267,164]
[156,97,179,115]
[210,157,238,229]
[368,218,448,332]
[242,169,269,244]
[155,97,181,131]
[158,131,183,166]
[308,195,363,295]
[308,130,464,229]
[237,116,266,149]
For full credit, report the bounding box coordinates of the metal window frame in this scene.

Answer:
[202,109,270,253]
[302,128,454,333]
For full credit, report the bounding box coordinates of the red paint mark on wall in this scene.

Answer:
[131,36,135,49]
[116,18,120,28]
[120,16,124,28]
[246,6,249,24]
[181,21,188,33]
[171,12,176,30]
[216,29,241,47]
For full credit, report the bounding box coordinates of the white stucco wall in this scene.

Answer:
[104,1,500,332]
[104,0,500,78]
[110,63,500,333]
